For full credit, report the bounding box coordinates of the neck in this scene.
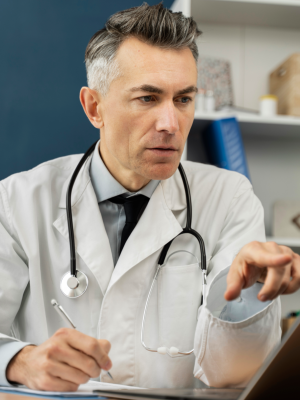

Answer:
[99,141,151,192]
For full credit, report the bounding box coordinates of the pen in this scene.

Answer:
[51,299,113,380]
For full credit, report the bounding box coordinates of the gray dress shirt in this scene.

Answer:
[0,144,159,385]
[90,143,160,265]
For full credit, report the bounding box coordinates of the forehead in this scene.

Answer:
[114,37,197,90]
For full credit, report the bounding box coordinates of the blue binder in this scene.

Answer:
[204,117,250,180]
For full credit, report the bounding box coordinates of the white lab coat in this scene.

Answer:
[0,154,281,389]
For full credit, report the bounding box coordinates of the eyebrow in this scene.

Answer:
[128,84,198,96]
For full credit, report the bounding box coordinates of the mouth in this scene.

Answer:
[147,146,178,157]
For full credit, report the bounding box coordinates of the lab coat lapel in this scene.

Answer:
[53,156,114,295]
[107,173,186,290]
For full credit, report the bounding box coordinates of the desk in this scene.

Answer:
[0,394,35,400]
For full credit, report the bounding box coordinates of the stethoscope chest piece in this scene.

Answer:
[60,270,88,298]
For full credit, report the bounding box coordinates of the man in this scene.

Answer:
[1,2,300,392]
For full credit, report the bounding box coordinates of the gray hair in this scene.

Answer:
[85,2,201,96]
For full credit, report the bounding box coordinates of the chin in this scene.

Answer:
[141,162,179,181]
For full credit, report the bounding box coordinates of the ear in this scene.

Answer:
[80,87,104,129]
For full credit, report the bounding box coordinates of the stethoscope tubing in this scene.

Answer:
[64,141,208,356]
[66,141,99,277]
[157,163,206,272]
[64,141,207,313]
[141,250,201,357]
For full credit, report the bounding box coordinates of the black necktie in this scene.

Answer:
[109,194,149,254]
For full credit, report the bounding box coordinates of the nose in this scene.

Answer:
[155,102,179,134]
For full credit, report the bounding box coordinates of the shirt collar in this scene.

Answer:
[90,141,160,203]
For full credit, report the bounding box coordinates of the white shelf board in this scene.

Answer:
[195,111,300,125]
[266,237,300,247]
[189,0,300,29]
[194,111,300,136]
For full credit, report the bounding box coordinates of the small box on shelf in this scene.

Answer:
[270,53,300,117]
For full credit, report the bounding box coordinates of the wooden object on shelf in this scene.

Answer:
[282,317,297,336]
[269,53,300,117]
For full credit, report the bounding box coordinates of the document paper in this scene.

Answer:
[0,380,142,397]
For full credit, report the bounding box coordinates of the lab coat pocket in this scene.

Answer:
[157,263,202,354]
[193,267,281,387]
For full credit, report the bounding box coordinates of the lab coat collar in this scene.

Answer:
[54,155,187,294]
[58,154,90,210]
[107,166,188,290]
[107,181,184,291]
[161,165,187,212]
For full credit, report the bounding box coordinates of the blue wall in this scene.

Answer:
[0,0,173,180]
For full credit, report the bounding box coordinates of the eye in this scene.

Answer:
[177,97,192,104]
[140,95,155,103]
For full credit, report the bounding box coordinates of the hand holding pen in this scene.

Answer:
[6,302,113,391]
[51,299,113,381]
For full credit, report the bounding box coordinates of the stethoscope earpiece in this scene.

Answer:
[157,347,179,356]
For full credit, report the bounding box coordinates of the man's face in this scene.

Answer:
[98,37,198,181]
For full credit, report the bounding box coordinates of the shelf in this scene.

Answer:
[194,111,300,137]
[189,0,300,30]
[266,237,300,247]
[195,111,300,125]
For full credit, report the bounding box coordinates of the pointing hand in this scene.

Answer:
[225,241,300,302]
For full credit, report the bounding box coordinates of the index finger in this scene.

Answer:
[224,265,246,301]
[243,248,292,268]
[54,329,112,370]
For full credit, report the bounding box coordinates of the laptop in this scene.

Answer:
[94,316,300,400]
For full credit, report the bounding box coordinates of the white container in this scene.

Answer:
[259,95,278,116]
[195,89,205,112]
[204,90,215,112]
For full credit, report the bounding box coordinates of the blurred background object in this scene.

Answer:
[204,90,215,112]
[282,314,298,337]
[0,0,173,181]
[197,56,233,110]
[195,88,205,113]
[203,117,250,179]
[259,94,278,116]
[270,53,300,117]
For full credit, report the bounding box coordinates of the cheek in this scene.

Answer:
[122,111,154,153]
[103,105,130,147]
[128,114,153,146]
[103,108,146,164]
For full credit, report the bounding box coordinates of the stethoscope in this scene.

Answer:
[60,141,207,357]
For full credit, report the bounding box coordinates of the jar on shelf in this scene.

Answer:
[259,95,278,116]
[204,90,215,112]
[195,88,205,112]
